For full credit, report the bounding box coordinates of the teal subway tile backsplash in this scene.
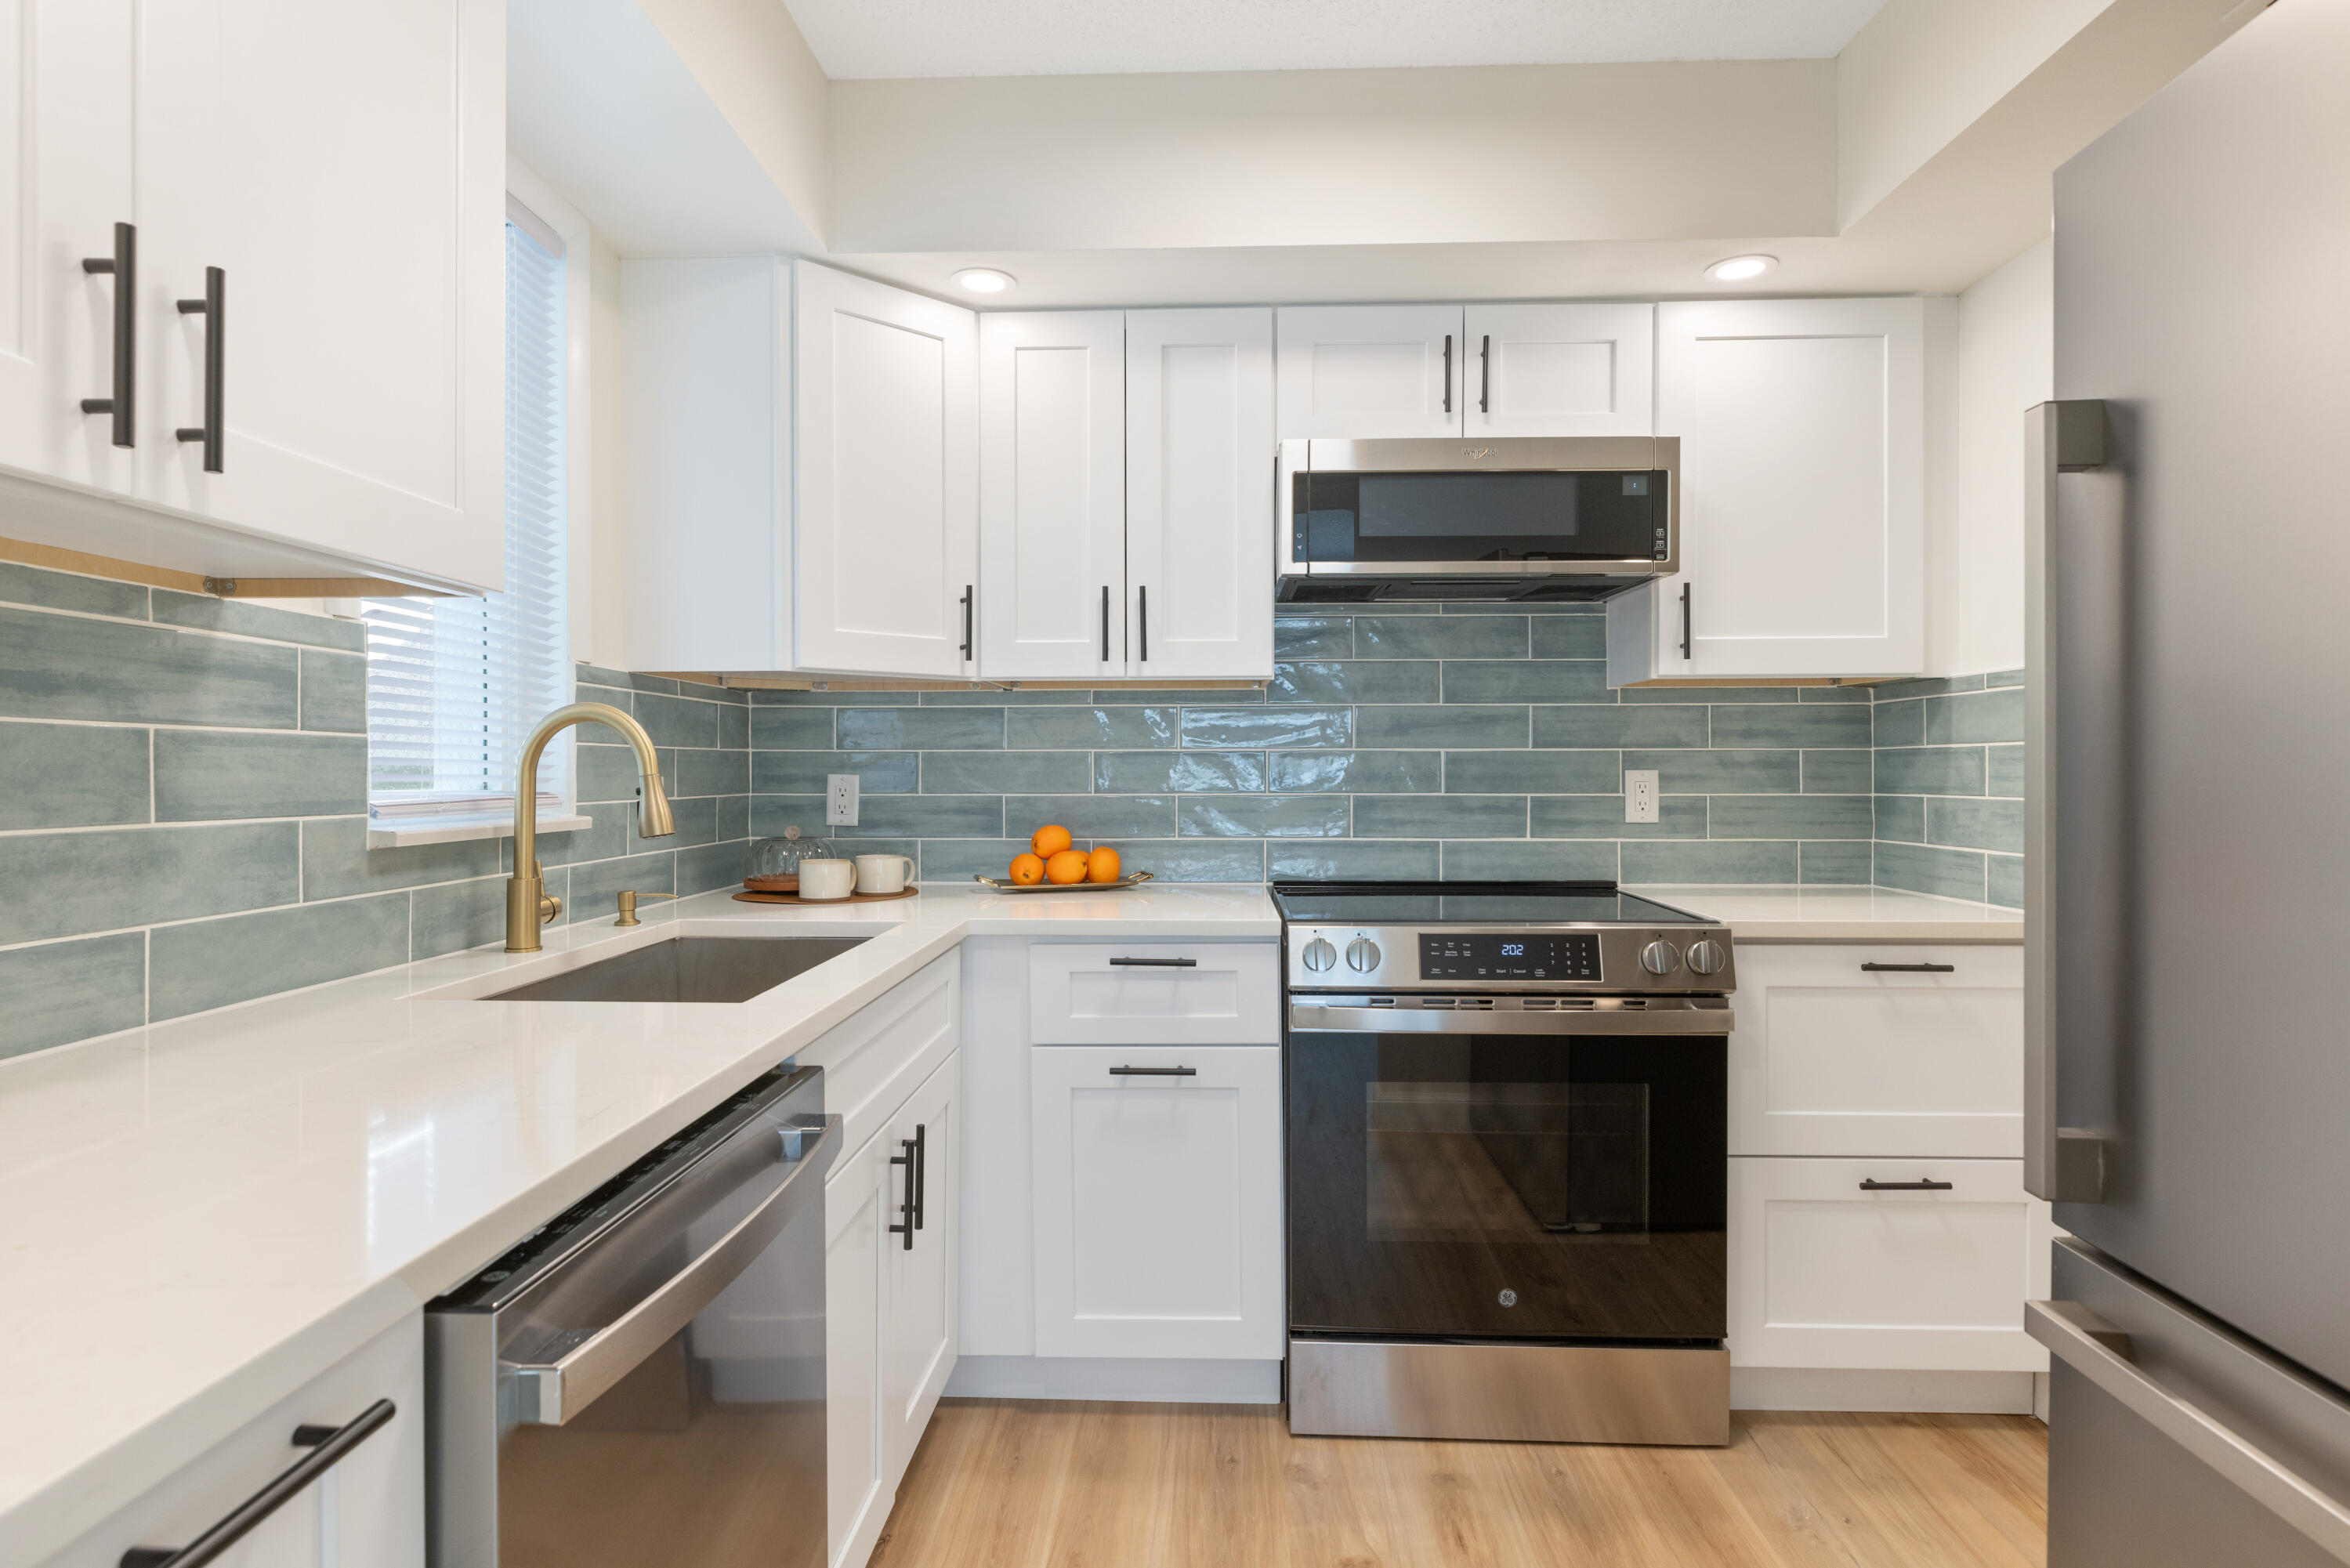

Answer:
[0,560,754,1059]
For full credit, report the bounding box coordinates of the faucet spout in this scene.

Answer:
[505,701,675,952]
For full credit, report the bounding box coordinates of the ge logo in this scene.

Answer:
[1497,1288,1519,1307]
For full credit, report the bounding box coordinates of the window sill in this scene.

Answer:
[367,810,595,849]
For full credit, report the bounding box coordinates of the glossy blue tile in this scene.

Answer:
[1874,842,1987,902]
[0,933,146,1058]
[0,822,298,944]
[149,893,410,1022]
[1533,706,1707,748]
[1711,705,1871,747]
[1269,661,1439,704]
[1620,841,1798,884]
[1096,687,1263,706]
[1009,706,1175,749]
[0,606,298,726]
[1988,744,2025,798]
[918,839,1042,882]
[154,731,366,820]
[1269,840,1439,881]
[1928,795,2024,854]
[152,590,364,651]
[1874,795,1926,843]
[1532,796,1704,839]
[631,795,717,852]
[752,687,918,706]
[578,742,656,804]
[1800,842,1874,884]
[1875,747,1987,795]
[1527,617,1606,659]
[1179,795,1348,838]
[752,750,918,795]
[1441,750,1619,794]
[0,561,147,619]
[1924,686,2025,745]
[1270,751,1441,794]
[632,690,722,748]
[1355,616,1526,659]
[303,817,499,899]
[1619,684,1794,705]
[1618,748,1798,794]
[922,751,1092,794]
[1274,616,1353,658]
[299,650,366,733]
[0,722,150,828]
[1987,853,2023,908]
[718,701,751,750]
[1871,699,1924,748]
[1708,795,1871,839]
[1443,841,1617,881]
[672,748,751,798]
[762,793,1008,839]
[563,852,677,923]
[1443,661,1609,703]
[749,707,839,750]
[1985,668,2026,690]
[678,839,751,893]
[838,708,1004,751]
[1099,751,1267,793]
[927,686,1099,705]
[1801,750,1874,794]
[1875,674,1986,701]
[1353,795,1523,838]
[1183,708,1351,748]
[1101,839,1266,883]
[1798,685,1874,703]
[411,878,505,959]
[1356,705,1523,748]
[1004,795,1175,839]
[534,802,631,868]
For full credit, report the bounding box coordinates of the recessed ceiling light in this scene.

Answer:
[952,268,1016,295]
[1704,255,1777,283]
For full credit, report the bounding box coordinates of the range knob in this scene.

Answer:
[1302,937,1338,972]
[1640,940,1682,976]
[1345,937,1382,973]
[1687,939,1728,976]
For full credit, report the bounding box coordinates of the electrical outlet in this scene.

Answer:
[1624,769,1660,824]
[827,773,859,827]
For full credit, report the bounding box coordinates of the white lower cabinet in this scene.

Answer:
[43,1315,423,1568]
[1729,1157,2054,1372]
[822,957,961,1568]
[1029,1045,1284,1360]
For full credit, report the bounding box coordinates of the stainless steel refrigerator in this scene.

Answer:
[2027,2,2350,1563]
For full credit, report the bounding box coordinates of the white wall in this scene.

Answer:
[1948,238,2053,675]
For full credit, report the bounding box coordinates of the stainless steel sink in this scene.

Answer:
[482,936,873,1003]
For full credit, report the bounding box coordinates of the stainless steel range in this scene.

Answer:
[1274,880,1735,1447]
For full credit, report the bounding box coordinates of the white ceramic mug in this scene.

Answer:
[797,858,856,900]
[855,853,914,895]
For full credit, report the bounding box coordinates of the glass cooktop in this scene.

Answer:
[1269,881,1715,927]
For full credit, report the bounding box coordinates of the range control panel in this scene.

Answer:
[1419,932,1600,981]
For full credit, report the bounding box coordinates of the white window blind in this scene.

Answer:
[365,214,570,816]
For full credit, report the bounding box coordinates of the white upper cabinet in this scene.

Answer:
[1465,303,1654,437]
[977,311,1126,680]
[1124,307,1275,680]
[133,0,505,590]
[1610,296,1926,683]
[0,3,137,500]
[795,262,979,678]
[1275,305,1462,439]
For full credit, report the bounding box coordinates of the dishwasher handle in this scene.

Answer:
[506,1114,842,1425]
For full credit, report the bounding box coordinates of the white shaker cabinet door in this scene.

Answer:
[826,1132,891,1568]
[795,261,979,678]
[0,2,139,500]
[1030,1045,1284,1360]
[878,1051,960,1484]
[1649,297,1925,679]
[131,0,505,592]
[1275,305,1463,439]
[1124,307,1275,679]
[978,310,1126,679]
[1729,944,2026,1158]
[1464,303,1655,438]
[1729,1156,2053,1372]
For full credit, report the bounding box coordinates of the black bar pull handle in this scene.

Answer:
[959,585,973,662]
[1479,333,1491,415]
[1138,585,1148,662]
[1441,334,1452,415]
[912,1122,927,1231]
[1678,582,1693,661]
[119,1400,395,1568]
[888,1136,918,1250]
[1108,956,1197,967]
[1861,961,1957,973]
[175,266,226,473]
[1101,585,1110,663]
[1859,1178,1956,1192]
[81,221,135,447]
[1110,1066,1198,1077]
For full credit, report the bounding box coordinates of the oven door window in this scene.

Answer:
[1287,1030,1724,1342]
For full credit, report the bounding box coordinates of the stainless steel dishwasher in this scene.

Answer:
[427,1062,839,1567]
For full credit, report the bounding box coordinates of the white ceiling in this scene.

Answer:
[780,0,1891,81]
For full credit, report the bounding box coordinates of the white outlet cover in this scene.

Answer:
[1624,769,1660,824]
[827,773,859,827]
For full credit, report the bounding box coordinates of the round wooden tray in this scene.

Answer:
[744,873,799,893]
[733,885,919,905]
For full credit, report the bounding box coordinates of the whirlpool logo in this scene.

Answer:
[1463,447,1494,459]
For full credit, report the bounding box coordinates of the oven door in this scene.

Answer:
[1286,1005,1725,1344]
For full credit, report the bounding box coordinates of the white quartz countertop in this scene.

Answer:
[1628,884,2024,943]
[0,882,1275,1564]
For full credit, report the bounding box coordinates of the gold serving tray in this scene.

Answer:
[970,870,1156,893]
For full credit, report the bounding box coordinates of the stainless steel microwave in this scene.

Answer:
[1276,436,1678,603]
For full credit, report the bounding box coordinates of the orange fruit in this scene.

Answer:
[1086,846,1122,884]
[1008,852,1045,885]
[1045,849,1089,885]
[1031,824,1074,859]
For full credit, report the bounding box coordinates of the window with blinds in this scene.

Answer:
[364,212,570,818]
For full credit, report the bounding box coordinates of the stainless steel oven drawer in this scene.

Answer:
[1289,1338,1729,1447]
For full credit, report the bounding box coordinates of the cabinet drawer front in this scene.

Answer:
[1027,943,1279,1045]
[1729,1156,2052,1372]
[812,953,960,1162]
[1729,943,2023,1157]
[1030,1045,1284,1360]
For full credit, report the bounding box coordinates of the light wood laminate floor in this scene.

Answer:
[867,1399,2047,1568]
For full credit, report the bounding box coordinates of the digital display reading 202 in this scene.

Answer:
[1419,932,1602,980]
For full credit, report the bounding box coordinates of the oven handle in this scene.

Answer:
[1287,1002,1732,1037]
[504,1114,841,1425]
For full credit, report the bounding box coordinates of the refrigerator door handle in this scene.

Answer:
[2028,1300,2350,1564]
[2024,398,2117,1204]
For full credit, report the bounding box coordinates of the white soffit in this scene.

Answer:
[781,0,1890,79]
